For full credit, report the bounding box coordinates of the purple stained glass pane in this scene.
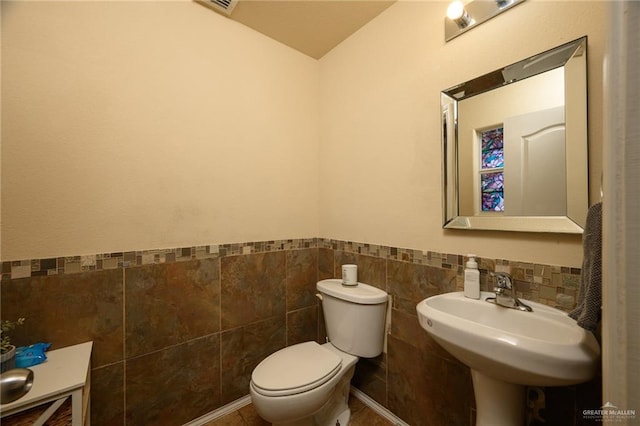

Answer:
[481,128,504,151]
[481,171,504,212]
[481,171,503,192]
[481,148,504,169]
[482,192,504,211]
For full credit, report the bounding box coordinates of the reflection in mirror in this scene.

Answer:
[441,37,588,233]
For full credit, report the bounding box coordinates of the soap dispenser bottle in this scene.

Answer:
[464,255,480,299]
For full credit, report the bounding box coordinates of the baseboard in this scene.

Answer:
[349,387,409,426]
[183,395,252,426]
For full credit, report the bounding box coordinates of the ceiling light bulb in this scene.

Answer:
[446,0,472,29]
[447,1,465,20]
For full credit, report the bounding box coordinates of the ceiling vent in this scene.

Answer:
[194,0,238,16]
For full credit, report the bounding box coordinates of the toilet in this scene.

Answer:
[250,278,388,426]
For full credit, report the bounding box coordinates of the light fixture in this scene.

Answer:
[445,0,526,42]
[496,0,512,7]
[447,1,472,29]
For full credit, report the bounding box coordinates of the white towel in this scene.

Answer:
[569,202,602,332]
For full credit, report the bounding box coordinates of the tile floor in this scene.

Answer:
[203,395,396,426]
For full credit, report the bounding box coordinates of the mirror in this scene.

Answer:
[441,37,588,233]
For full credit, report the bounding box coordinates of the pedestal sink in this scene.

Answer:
[416,291,600,426]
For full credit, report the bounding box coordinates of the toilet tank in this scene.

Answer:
[317,279,388,358]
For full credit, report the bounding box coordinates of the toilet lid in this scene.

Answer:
[251,342,342,396]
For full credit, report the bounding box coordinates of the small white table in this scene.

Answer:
[0,341,93,426]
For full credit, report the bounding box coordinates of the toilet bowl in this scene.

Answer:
[249,279,388,426]
[250,341,357,425]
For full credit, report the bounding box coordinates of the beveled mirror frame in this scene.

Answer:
[441,37,589,233]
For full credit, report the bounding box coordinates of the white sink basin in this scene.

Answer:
[417,291,600,426]
[417,291,600,386]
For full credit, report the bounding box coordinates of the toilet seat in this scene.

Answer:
[251,342,342,397]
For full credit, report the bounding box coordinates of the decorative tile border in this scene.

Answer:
[320,238,459,268]
[1,237,581,310]
[1,238,320,280]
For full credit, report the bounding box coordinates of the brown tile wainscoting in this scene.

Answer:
[0,238,601,425]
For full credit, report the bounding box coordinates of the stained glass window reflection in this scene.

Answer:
[481,128,504,169]
[480,127,504,212]
[481,172,504,211]
[481,128,503,150]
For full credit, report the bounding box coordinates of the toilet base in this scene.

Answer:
[270,364,355,426]
[311,364,353,426]
[333,407,351,426]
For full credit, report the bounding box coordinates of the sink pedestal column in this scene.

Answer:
[471,370,525,426]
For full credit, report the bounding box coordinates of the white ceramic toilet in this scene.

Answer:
[249,278,388,426]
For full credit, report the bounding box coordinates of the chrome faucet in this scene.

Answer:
[486,272,533,312]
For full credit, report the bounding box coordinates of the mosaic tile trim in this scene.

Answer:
[1,238,320,280]
[1,237,581,310]
[320,238,582,311]
[320,238,460,268]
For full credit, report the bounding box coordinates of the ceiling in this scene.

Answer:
[196,0,396,59]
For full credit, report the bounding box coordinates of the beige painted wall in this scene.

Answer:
[1,0,320,260]
[2,0,607,269]
[319,0,606,267]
